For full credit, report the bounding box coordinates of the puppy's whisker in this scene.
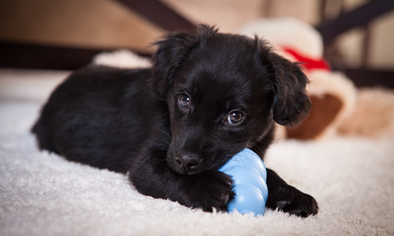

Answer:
[159,130,173,140]
[161,139,171,146]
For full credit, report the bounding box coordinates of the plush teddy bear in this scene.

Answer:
[238,17,394,140]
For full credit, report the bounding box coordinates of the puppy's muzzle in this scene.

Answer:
[175,153,201,174]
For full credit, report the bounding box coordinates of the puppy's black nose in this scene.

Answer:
[175,153,201,173]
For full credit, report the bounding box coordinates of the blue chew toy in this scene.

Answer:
[218,148,268,216]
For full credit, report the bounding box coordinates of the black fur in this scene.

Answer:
[32,25,317,216]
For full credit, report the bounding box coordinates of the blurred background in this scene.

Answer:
[0,0,393,87]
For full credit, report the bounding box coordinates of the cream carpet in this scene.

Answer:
[1,68,393,236]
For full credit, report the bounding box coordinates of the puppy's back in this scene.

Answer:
[32,65,153,172]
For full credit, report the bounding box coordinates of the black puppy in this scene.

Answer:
[32,25,318,217]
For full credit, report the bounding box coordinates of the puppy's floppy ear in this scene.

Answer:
[258,39,311,127]
[150,25,218,100]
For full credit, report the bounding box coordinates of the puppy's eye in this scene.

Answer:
[178,94,190,109]
[227,111,245,126]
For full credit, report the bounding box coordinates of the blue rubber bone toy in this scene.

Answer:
[218,148,268,216]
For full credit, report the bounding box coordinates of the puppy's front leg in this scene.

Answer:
[129,149,234,212]
[266,169,318,217]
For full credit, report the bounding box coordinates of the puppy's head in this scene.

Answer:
[151,25,311,175]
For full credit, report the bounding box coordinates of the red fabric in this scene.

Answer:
[282,47,331,71]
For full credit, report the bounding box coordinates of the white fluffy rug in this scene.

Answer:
[1,69,394,236]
